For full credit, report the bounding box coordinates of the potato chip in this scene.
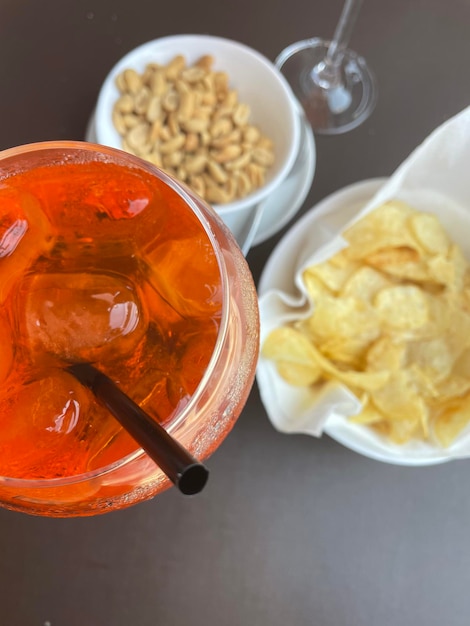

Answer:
[366,246,431,282]
[304,252,359,294]
[302,269,333,300]
[342,201,418,259]
[433,395,470,447]
[462,286,470,314]
[387,416,424,444]
[365,336,407,372]
[275,361,321,387]
[349,399,385,425]
[453,348,470,377]
[366,245,420,267]
[370,370,424,418]
[262,327,322,386]
[294,335,389,390]
[435,349,470,399]
[424,292,452,336]
[340,266,391,302]
[374,285,429,331]
[434,376,470,402]
[318,336,372,368]
[331,369,390,392]
[406,337,455,384]
[305,295,380,344]
[370,369,429,441]
[445,307,470,354]
[407,363,440,400]
[428,244,468,290]
[408,212,450,255]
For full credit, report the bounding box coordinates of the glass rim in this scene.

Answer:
[0,140,231,488]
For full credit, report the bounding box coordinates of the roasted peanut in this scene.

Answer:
[252,146,275,167]
[243,125,261,144]
[134,87,151,115]
[122,113,140,129]
[181,67,206,83]
[146,151,163,168]
[183,118,209,134]
[233,103,251,127]
[184,132,199,152]
[150,70,167,96]
[167,111,180,136]
[146,96,162,123]
[214,72,229,100]
[207,159,228,184]
[126,122,149,150]
[165,55,185,81]
[205,183,231,204]
[123,69,142,94]
[195,55,214,71]
[247,162,266,188]
[221,90,238,109]
[224,150,252,171]
[225,176,238,201]
[115,94,134,114]
[200,130,211,147]
[189,175,205,198]
[142,63,160,86]
[159,125,172,142]
[178,91,196,121]
[210,128,241,149]
[234,170,252,198]
[159,133,186,154]
[162,90,179,113]
[163,151,184,168]
[210,118,233,139]
[115,72,127,93]
[213,144,242,163]
[112,109,127,135]
[185,154,208,175]
[176,165,187,182]
[149,119,162,143]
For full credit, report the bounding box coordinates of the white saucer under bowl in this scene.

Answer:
[252,107,315,246]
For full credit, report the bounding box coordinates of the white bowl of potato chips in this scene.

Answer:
[258,105,470,465]
[94,34,301,250]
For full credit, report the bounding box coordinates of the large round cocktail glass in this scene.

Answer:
[0,141,259,517]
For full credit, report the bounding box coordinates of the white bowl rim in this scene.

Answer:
[95,33,301,216]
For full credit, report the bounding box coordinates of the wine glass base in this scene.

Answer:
[276,38,378,135]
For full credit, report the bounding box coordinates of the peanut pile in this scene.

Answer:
[112,54,275,205]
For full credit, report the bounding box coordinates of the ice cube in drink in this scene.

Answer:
[0,184,53,302]
[19,271,148,365]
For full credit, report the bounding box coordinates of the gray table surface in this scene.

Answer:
[1,0,470,624]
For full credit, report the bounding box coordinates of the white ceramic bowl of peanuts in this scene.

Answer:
[94,34,301,250]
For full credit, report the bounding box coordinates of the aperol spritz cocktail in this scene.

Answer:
[0,141,259,517]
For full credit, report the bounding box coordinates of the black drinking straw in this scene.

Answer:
[67,363,209,495]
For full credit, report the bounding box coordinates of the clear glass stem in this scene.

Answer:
[327,0,364,65]
[313,0,364,89]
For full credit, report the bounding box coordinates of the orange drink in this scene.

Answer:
[0,142,259,516]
